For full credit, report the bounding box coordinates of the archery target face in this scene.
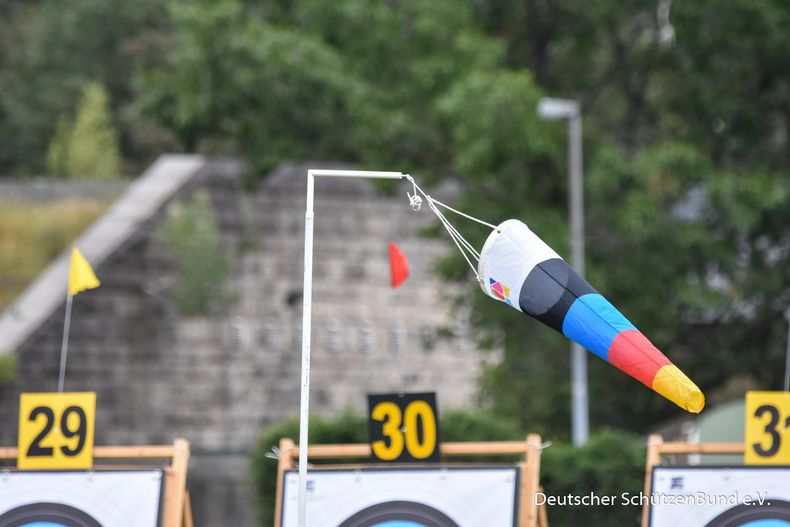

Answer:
[0,470,163,527]
[650,467,790,527]
[280,467,519,527]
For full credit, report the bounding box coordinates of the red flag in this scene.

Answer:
[389,242,409,288]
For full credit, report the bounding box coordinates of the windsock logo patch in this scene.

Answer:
[489,278,513,306]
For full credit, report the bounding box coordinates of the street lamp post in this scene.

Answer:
[537,97,589,447]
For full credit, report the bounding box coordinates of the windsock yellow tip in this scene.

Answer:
[652,365,705,413]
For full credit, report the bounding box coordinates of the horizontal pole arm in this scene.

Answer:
[308,169,406,180]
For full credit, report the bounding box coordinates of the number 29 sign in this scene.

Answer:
[745,391,790,465]
[17,392,96,470]
[368,392,440,463]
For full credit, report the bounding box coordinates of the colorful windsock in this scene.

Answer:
[478,219,704,413]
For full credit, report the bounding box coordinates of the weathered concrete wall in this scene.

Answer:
[0,159,494,526]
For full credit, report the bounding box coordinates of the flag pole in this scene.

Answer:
[58,246,100,393]
[57,292,73,393]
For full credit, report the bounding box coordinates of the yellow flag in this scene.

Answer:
[68,247,100,296]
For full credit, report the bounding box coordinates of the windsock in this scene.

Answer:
[478,219,704,413]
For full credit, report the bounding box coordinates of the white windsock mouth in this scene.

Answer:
[477,219,561,313]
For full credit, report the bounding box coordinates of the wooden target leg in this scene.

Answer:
[642,434,663,527]
[163,438,190,527]
[182,491,193,527]
[274,438,296,527]
[521,434,542,527]
[538,489,549,527]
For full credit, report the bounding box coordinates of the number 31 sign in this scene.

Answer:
[745,391,790,465]
[17,392,96,470]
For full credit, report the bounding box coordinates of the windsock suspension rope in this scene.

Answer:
[405,175,496,284]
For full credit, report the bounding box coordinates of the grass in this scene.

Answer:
[0,199,108,310]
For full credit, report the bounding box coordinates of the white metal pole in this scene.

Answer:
[568,113,588,447]
[57,293,73,393]
[297,171,315,527]
[298,169,405,527]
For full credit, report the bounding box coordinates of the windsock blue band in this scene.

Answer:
[561,294,636,360]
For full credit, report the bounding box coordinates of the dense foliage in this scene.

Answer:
[1,0,789,438]
[46,83,121,178]
[0,0,173,175]
[540,428,645,525]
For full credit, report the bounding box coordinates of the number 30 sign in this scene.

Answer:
[745,391,790,465]
[17,392,96,470]
[368,392,440,463]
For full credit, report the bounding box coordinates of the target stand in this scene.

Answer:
[642,434,790,527]
[274,435,548,527]
[0,438,193,527]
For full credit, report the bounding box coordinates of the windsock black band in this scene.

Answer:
[518,258,596,333]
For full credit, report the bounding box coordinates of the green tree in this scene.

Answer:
[157,192,229,316]
[541,429,644,526]
[63,83,121,179]
[45,83,122,178]
[137,0,504,179]
[0,0,172,175]
[136,0,357,176]
[276,0,505,176]
[45,117,71,177]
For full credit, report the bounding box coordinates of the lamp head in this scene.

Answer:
[537,97,580,120]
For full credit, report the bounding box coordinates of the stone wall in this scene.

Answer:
[0,159,495,526]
